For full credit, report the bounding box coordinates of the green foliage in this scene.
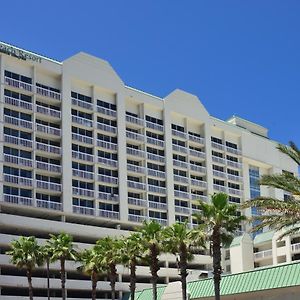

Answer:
[120,233,143,266]
[77,247,104,276]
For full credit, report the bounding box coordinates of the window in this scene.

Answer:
[72,198,93,207]
[211,137,223,144]
[172,139,185,147]
[37,82,60,93]
[72,144,93,155]
[97,100,116,111]
[4,89,32,103]
[226,141,238,149]
[146,115,163,125]
[5,70,32,84]
[71,91,92,103]
[4,108,32,121]
[172,124,185,132]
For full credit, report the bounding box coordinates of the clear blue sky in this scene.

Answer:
[1,1,299,145]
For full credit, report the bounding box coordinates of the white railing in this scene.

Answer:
[97,140,118,150]
[73,187,94,198]
[5,76,33,91]
[4,174,33,186]
[97,123,117,134]
[211,141,224,150]
[149,217,167,226]
[128,197,147,207]
[190,179,207,188]
[147,137,164,147]
[36,124,61,136]
[127,164,145,174]
[36,142,61,154]
[254,249,272,260]
[36,180,62,192]
[98,192,119,202]
[147,153,164,162]
[173,159,187,169]
[3,194,32,206]
[212,156,226,164]
[4,134,33,148]
[36,86,61,100]
[72,151,94,162]
[97,106,117,118]
[172,144,187,153]
[173,175,189,184]
[72,133,93,144]
[126,115,144,126]
[98,209,119,219]
[189,149,206,159]
[213,170,227,178]
[227,160,242,169]
[98,156,117,167]
[73,205,95,216]
[36,105,61,118]
[291,242,300,253]
[148,185,166,194]
[4,154,33,167]
[126,131,144,141]
[127,147,145,157]
[213,184,227,193]
[98,174,118,185]
[72,169,94,180]
[174,190,190,199]
[72,98,93,110]
[190,194,208,201]
[228,188,243,196]
[128,214,146,223]
[127,181,146,190]
[148,169,165,178]
[36,161,61,173]
[4,115,33,129]
[190,164,206,174]
[172,129,187,139]
[149,201,167,210]
[227,173,243,182]
[4,96,33,110]
[188,134,204,144]
[72,115,93,127]
[175,206,190,214]
[226,146,241,155]
[36,199,62,210]
[146,121,164,132]
[192,207,202,215]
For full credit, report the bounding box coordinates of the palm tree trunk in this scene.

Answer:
[179,245,188,300]
[26,268,34,300]
[109,264,117,300]
[212,228,222,300]
[150,244,160,300]
[91,270,97,300]
[46,257,50,300]
[130,261,137,300]
[60,258,66,300]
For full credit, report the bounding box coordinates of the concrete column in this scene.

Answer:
[204,123,213,198]
[0,55,4,197]
[286,235,292,263]
[272,237,278,265]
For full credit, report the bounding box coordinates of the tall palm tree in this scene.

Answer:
[6,236,43,300]
[46,233,78,300]
[138,220,164,300]
[244,141,300,237]
[77,247,104,300]
[40,245,52,300]
[194,193,246,300]
[163,222,206,300]
[120,233,144,300]
[95,237,121,300]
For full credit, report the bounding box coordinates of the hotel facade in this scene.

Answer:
[0,41,297,299]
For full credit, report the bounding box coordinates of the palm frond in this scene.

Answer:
[277,142,300,165]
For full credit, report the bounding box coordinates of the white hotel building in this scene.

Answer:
[0,41,297,299]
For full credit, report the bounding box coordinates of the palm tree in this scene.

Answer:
[120,233,144,300]
[95,237,121,300]
[138,220,164,300]
[77,247,104,300]
[163,222,206,300]
[40,245,52,300]
[244,141,300,237]
[194,193,246,300]
[6,236,43,300]
[46,233,78,300]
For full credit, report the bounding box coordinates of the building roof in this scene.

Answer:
[128,262,300,300]
[253,230,275,245]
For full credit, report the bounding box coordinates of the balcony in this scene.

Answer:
[36,199,62,211]
[190,194,208,202]
[190,179,207,188]
[213,170,227,179]
[175,206,190,214]
[190,164,206,174]
[97,123,117,134]
[98,192,119,202]
[148,185,166,194]
[4,154,33,168]
[5,134,23,150]
[192,207,202,215]
[227,160,242,169]
[128,214,146,223]
[98,156,117,167]
[189,149,206,159]
[72,133,93,145]
[72,115,93,127]
[4,174,32,186]
[213,184,227,193]
[36,161,61,173]
[3,194,32,206]
[72,98,93,110]
[254,249,272,260]
[73,187,94,198]
[212,156,226,165]
[97,106,117,118]
[98,209,119,219]
[4,115,33,130]
[147,153,164,163]
[173,159,187,169]
[127,181,146,190]
[173,175,189,184]
[36,86,61,101]
[149,201,167,210]
[98,174,118,185]
[228,188,243,196]
[97,140,118,151]
[73,205,95,216]
[291,242,300,253]
[36,105,61,119]
[172,144,188,154]
[148,169,165,178]
[149,217,167,226]
[4,95,33,110]
[5,76,33,92]
[36,142,61,155]
[172,129,187,139]
[226,146,242,155]
[147,137,164,147]
[126,115,144,126]
[174,190,190,199]
[72,169,94,180]
[36,124,61,137]
[211,141,224,151]
[128,197,147,207]
[189,134,205,145]
[227,173,243,182]
[127,164,145,174]
[72,151,94,162]
[127,147,145,158]
[36,180,62,192]
[146,121,164,132]
[126,131,144,142]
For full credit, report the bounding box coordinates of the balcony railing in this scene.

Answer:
[3,194,32,206]
[98,192,119,202]
[254,249,272,260]
[149,201,167,210]
[227,160,242,169]
[174,190,190,199]
[148,185,166,194]
[188,135,205,145]
[213,170,227,178]
[126,131,144,142]
[72,133,93,144]
[36,142,61,155]
[146,121,164,132]
[4,115,33,129]
[127,147,145,158]
[73,187,94,198]
[36,161,61,173]
[148,169,165,178]
[36,105,61,118]
[36,124,61,136]
[213,184,227,193]
[4,134,32,148]
[97,106,117,118]
[72,115,93,127]
[190,164,206,174]
[149,217,167,226]
[172,144,188,153]
[128,197,147,207]
[211,141,224,151]
[127,181,146,190]
[190,179,207,188]
[126,115,144,126]
[4,95,33,110]
[147,153,164,163]
[212,156,226,164]
[147,137,164,147]
[175,206,190,214]
[72,169,94,180]
[173,175,189,184]
[98,156,117,167]
[189,149,206,159]
[97,140,118,151]
[36,180,62,192]
[226,146,242,155]
[4,174,33,186]
[98,174,118,185]
[127,164,145,174]
[5,76,33,92]
[36,199,62,211]
[228,188,243,196]
[4,154,33,167]
[36,86,61,100]
[190,194,208,202]
[98,209,119,219]
[173,159,187,169]
[291,242,300,253]
[73,205,95,216]
[72,151,94,162]
[97,123,117,134]
[128,214,146,223]
[72,98,93,110]
[227,173,243,182]
[172,129,187,139]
